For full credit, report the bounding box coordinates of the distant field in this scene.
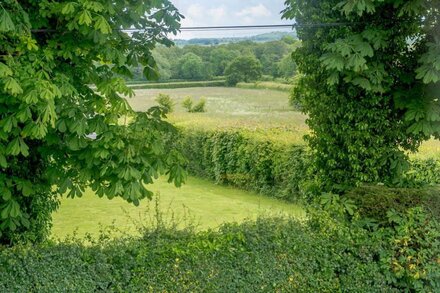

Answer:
[52,176,304,239]
[128,87,440,155]
[128,87,308,145]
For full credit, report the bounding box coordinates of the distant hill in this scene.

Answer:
[173,31,297,46]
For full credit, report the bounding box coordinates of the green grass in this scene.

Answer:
[128,87,308,145]
[51,176,304,239]
[128,86,440,155]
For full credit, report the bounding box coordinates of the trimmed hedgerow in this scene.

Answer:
[175,129,311,201]
[128,80,226,89]
[0,208,438,292]
[172,128,440,202]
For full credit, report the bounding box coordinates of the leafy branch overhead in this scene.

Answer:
[0,0,185,244]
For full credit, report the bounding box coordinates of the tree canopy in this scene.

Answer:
[283,0,440,190]
[0,0,185,243]
[225,55,263,86]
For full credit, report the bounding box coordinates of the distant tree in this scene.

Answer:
[281,35,297,45]
[278,54,297,79]
[209,48,239,76]
[225,56,263,86]
[153,51,172,81]
[178,53,209,80]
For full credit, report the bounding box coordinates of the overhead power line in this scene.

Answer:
[30,23,349,33]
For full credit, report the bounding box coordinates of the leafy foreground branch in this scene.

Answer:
[0,204,438,292]
[0,1,186,244]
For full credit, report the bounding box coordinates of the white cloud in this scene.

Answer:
[236,4,271,18]
[208,6,226,22]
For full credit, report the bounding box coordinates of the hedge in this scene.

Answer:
[236,81,293,92]
[175,129,310,202]
[1,209,438,292]
[128,80,226,90]
[174,128,440,203]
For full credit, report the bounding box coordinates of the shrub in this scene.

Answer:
[182,96,193,112]
[190,98,206,113]
[345,186,440,222]
[181,97,207,113]
[155,94,174,113]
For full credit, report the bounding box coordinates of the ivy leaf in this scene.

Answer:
[0,9,15,32]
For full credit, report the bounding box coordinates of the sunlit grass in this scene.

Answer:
[128,87,308,145]
[51,176,304,239]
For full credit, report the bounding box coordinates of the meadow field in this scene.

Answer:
[129,87,440,156]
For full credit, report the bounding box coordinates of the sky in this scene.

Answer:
[169,0,293,39]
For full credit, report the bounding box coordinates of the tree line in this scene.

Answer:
[129,36,300,85]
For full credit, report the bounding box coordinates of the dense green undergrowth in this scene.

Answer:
[175,128,440,202]
[1,205,438,292]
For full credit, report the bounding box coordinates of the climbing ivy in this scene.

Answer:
[0,0,185,244]
[283,0,440,190]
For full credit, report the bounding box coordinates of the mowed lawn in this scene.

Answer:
[52,176,304,239]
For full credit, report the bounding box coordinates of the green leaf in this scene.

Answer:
[4,77,23,95]
[78,10,92,26]
[61,2,76,15]
[143,65,160,81]
[6,138,20,156]
[0,154,7,168]
[19,138,29,157]
[94,15,111,34]
[0,62,13,77]
[0,9,15,32]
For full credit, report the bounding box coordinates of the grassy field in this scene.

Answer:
[52,176,304,239]
[129,87,308,145]
[128,87,440,154]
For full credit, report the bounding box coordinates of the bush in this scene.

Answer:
[345,185,440,222]
[181,97,206,113]
[155,94,174,113]
[191,98,206,113]
[182,96,193,112]
[171,128,440,202]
